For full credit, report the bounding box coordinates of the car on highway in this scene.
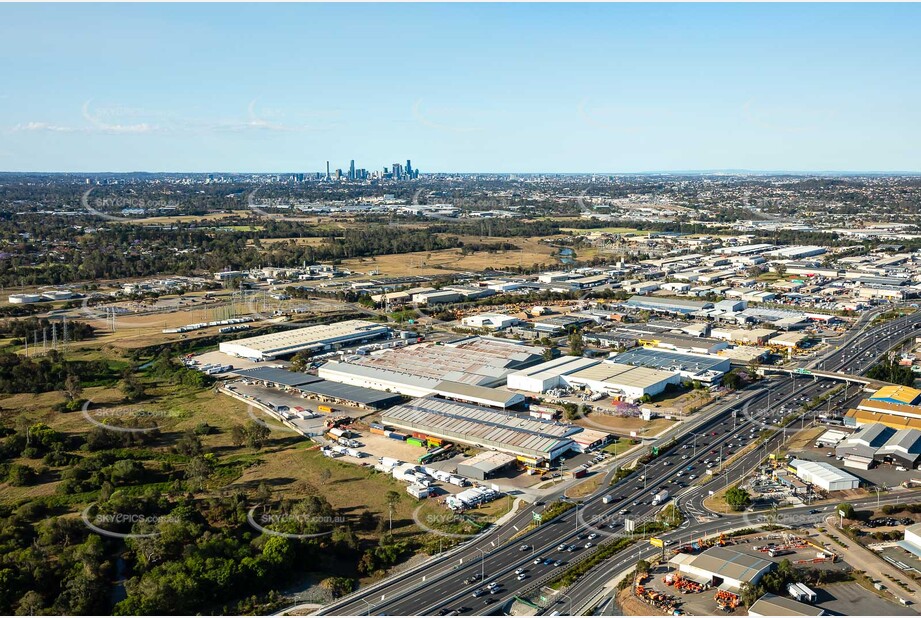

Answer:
[588,533,598,540]
[486,582,498,590]
[517,573,527,581]
[472,589,486,598]
[809,509,821,514]
[567,544,576,552]
[519,544,529,551]
[533,557,543,565]
[584,542,593,548]
[553,560,563,567]
[483,598,496,605]
[515,568,526,575]
[558,543,567,551]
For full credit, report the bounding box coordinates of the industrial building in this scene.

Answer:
[667,546,774,591]
[899,522,921,559]
[609,348,730,384]
[350,337,542,387]
[566,361,681,402]
[506,356,602,394]
[460,313,518,330]
[230,366,403,409]
[318,337,542,404]
[847,398,921,430]
[381,396,580,460]
[218,320,391,360]
[748,593,825,617]
[836,423,921,469]
[789,459,860,491]
[456,451,518,480]
[433,382,525,409]
[625,295,714,315]
[636,333,729,356]
[868,385,921,406]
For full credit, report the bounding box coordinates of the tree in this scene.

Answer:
[230,424,247,447]
[636,559,651,574]
[245,420,270,450]
[174,431,203,457]
[185,456,213,491]
[724,485,752,511]
[837,502,855,520]
[120,370,146,402]
[7,463,37,486]
[542,347,555,362]
[62,372,83,402]
[568,330,584,356]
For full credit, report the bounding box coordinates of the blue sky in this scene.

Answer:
[1,3,919,173]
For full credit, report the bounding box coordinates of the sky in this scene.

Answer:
[1,3,920,174]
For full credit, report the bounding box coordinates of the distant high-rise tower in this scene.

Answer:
[349,159,355,180]
[392,163,403,180]
[406,160,413,179]
[326,161,330,180]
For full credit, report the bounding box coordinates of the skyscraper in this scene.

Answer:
[406,159,413,179]
[349,159,355,180]
[325,161,330,181]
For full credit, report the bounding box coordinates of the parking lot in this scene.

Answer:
[815,581,916,616]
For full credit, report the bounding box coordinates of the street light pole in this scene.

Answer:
[476,547,487,582]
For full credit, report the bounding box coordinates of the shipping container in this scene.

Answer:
[318,405,334,413]
[370,422,385,430]
[571,468,587,479]
[387,432,407,441]
[407,437,425,447]
[328,427,346,438]
[412,432,428,440]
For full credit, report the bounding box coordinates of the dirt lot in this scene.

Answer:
[576,414,674,438]
[339,236,561,276]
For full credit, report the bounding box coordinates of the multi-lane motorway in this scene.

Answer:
[316,308,921,617]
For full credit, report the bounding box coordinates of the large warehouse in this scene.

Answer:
[506,356,602,393]
[381,395,579,460]
[789,459,860,491]
[566,362,681,403]
[230,366,403,409]
[668,547,774,591]
[625,295,714,315]
[219,320,391,360]
[836,423,921,469]
[609,347,730,384]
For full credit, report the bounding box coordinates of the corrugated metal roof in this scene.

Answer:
[381,396,577,458]
[223,320,388,354]
[678,546,773,585]
[231,367,322,387]
[568,362,676,389]
[749,593,824,616]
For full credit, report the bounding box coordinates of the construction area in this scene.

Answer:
[630,530,899,617]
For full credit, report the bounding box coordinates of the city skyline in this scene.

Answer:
[2,3,921,173]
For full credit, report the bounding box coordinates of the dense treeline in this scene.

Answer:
[0,350,115,394]
[866,357,917,386]
[0,317,95,342]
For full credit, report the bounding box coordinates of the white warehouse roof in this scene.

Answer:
[219,319,390,360]
[791,459,860,489]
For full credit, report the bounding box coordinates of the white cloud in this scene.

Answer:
[12,121,78,133]
[81,100,157,134]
